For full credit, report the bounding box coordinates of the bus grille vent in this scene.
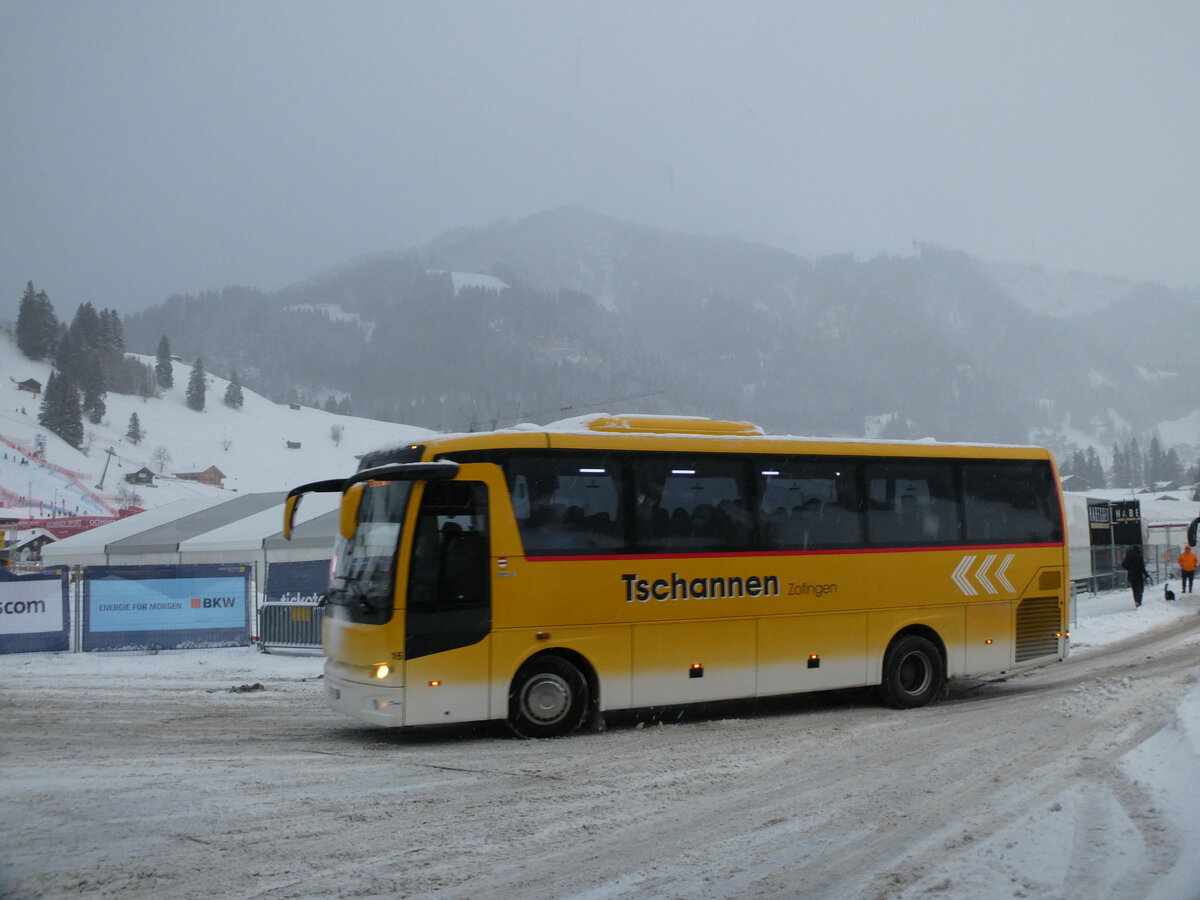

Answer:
[1015,597,1061,662]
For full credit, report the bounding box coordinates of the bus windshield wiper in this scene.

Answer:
[330,576,382,611]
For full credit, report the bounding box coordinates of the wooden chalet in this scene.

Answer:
[175,465,226,489]
[124,467,156,486]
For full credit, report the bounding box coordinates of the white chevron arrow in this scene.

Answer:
[951,555,977,595]
[975,554,997,594]
[995,553,1015,592]
[951,552,1017,596]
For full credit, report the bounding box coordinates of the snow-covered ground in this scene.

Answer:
[2,587,1198,899]
[0,332,433,520]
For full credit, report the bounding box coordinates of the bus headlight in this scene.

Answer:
[375,664,391,679]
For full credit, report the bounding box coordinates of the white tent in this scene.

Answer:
[179,493,341,577]
[39,492,340,569]
[40,497,227,567]
[1063,489,1200,587]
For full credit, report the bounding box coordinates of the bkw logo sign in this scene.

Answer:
[190,597,237,609]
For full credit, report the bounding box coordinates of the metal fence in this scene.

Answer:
[258,601,324,654]
[1079,542,1189,597]
[1071,546,1122,595]
[1146,542,1186,589]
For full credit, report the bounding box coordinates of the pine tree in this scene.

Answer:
[98,309,124,352]
[37,292,61,360]
[126,412,144,445]
[37,370,58,431]
[15,282,41,358]
[186,358,207,411]
[54,327,76,380]
[15,282,59,361]
[1165,447,1184,483]
[82,355,107,425]
[110,309,125,351]
[155,336,174,390]
[223,371,244,409]
[57,373,84,448]
[1065,449,1085,478]
[1148,435,1166,484]
[1085,446,1105,488]
[37,369,84,448]
[1188,458,1200,488]
[1127,438,1144,487]
[1110,442,1126,487]
[70,302,101,353]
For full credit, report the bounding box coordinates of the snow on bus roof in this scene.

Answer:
[514,414,1041,449]
[366,413,1047,454]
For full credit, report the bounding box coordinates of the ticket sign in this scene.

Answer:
[83,564,250,651]
[264,560,330,604]
[0,568,69,654]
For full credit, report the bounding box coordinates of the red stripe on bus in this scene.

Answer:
[524,542,1063,563]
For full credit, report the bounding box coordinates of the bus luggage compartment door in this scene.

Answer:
[631,619,756,707]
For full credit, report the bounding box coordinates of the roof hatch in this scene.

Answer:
[582,415,763,436]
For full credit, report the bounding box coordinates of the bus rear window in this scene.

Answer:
[963,461,1061,544]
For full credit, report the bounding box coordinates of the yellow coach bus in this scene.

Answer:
[284,415,1068,737]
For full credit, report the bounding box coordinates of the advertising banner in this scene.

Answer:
[4,516,121,539]
[82,563,251,651]
[0,567,69,654]
[264,560,329,604]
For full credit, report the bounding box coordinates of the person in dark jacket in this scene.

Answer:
[1121,544,1150,608]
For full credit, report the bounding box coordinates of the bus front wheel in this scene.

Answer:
[508,656,590,738]
[878,635,944,709]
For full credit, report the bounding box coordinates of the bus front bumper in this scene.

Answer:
[324,669,406,727]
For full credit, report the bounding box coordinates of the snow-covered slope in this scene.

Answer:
[987,262,1142,318]
[0,333,433,518]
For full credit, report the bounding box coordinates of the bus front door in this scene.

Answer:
[403,478,493,726]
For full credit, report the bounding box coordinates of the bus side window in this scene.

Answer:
[509,454,623,554]
[866,463,956,545]
[633,457,751,551]
[511,475,531,519]
[758,457,861,549]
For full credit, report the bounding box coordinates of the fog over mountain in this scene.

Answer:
[122,208,1200,462]
[4,5,1199,318]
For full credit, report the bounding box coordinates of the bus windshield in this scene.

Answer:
[327,481,413,624]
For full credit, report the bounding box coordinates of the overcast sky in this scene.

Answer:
[2,1,1198,318]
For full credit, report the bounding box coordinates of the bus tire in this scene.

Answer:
[878,634,944,709]
[508,655,589,738]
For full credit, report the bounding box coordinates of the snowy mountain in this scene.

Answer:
[987,262,1155,319]
[0,331,432,518]
[118,207,1200,464]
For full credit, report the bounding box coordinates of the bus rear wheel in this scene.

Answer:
[508,656,589,738]
[878,635,944,709]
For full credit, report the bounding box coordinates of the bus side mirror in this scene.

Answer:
[283,494,301,541]
[283,477,346,541]
[340,484,365,539]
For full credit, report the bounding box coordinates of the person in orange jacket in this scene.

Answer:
[1178,545,1197,593]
